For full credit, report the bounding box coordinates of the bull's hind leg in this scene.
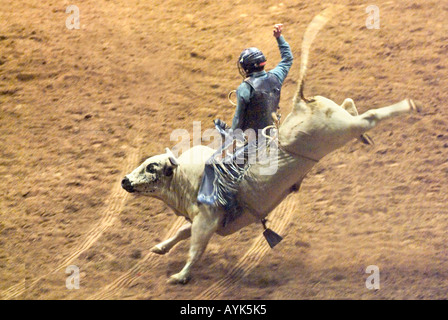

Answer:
[341,98,374,145]
[354,99,421,133]
[167,208,220,284]
[151,222,191,255]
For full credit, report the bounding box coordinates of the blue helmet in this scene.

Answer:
[238,47,266,77]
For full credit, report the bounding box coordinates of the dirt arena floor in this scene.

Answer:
[1,0,447,300]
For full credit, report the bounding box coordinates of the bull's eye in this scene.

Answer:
[164,166,174,177]
[145,163,157,174]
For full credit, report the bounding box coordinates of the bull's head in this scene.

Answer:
[121,148,179,195]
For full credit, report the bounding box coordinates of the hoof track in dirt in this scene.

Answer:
[88,217,185,300]
[195,194,297,300]
[1,143,140,300]
[88,195,297,300]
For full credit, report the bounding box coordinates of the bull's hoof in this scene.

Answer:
[167,273,190,285]
[150,245,168,255]
[409,99,422,113]
[359,133,374,146]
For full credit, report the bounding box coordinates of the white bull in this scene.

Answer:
[121,8,421,284]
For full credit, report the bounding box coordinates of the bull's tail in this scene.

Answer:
[293,5,344,109]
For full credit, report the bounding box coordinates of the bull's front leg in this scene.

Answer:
[167,207,220,284]
[151,222,191,255]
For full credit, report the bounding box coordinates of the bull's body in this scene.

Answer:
[123,95,419,284]
[121,8,421,284]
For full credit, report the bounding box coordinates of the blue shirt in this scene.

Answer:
[231,35,293,130]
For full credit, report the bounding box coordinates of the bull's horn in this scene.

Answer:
[165,148,179,166]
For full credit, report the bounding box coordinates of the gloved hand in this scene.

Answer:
[213,118,229,130]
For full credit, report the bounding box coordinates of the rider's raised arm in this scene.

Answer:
[270,24,293,84]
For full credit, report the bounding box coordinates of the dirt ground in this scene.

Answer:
[1,0,447,300]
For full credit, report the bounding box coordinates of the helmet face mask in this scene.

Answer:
[238,47,266,77]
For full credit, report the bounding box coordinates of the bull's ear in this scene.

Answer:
[165,148,179,166]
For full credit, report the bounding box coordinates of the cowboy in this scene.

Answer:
[231,24,293,136]
[197,25,293,227]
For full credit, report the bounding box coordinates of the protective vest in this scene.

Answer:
[240,72,281,133]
